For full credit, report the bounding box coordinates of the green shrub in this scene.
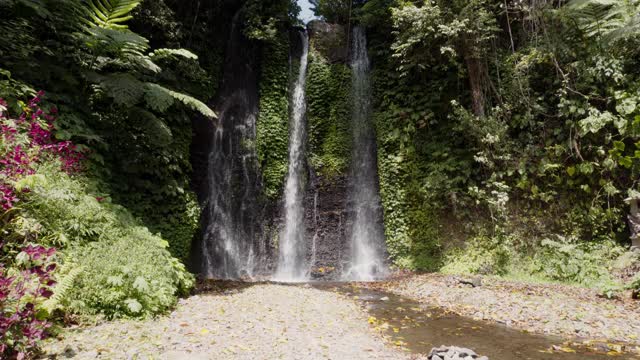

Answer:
[65,227,193,318]
[442,231,628,291]
[441,233,512,276]
[13,163,194,318]
[530,236,625,287]
[118,188,200,263]
[14,167,123,247]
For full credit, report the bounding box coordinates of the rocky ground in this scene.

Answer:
[41,273,640,359]
[365,273,640,347]
[41,283,413,360]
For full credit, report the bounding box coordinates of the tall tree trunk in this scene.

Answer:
[462,36,486,118]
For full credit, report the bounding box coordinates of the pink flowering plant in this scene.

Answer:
[0,91,85,211]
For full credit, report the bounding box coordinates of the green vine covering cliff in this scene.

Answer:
[103,107,201,262]
[306,48,351,178]
[96,0,223,262]
[256,32,291,199]
[372,62,448,271]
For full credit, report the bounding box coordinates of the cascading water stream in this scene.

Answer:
[343,26,388,281]
[273,31,310,282]
[200,12,263,279]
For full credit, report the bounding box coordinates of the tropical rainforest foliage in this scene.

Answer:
[340,0,639,287]
[0,0,297,357]
[304,0,640,289]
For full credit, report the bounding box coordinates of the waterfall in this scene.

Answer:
[273,31,310,282]
[200,12,263,279]
[343,26,388,281]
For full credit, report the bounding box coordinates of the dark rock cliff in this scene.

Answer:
[307,20,348,63]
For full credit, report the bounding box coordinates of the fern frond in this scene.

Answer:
[84,0,141,30]
[98,73,145,107]
[84,28,160,73]
[608,11,640,42]
[42,264,84,315]
[121,53,161,73]
[85,27,148,53]
[128,107,173,146]
[144,83,216,118]
[150,48,198,61]
[568,0,640,42]
[144,82,175,112]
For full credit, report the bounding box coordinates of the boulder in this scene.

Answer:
[307,20,348,63]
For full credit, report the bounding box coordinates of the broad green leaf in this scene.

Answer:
[125,298,143,313]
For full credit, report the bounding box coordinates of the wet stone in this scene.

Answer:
[428,346,487,360]
[62,345,76,358]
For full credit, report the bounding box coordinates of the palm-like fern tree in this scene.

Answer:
[80,0,216,124]
[568,0,640,43]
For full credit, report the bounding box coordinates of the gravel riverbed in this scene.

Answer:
[42,274,640,359]
[41,284,413,360]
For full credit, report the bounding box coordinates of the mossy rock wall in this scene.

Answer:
[256,32,291,200]
[256,22,353,196]
[371,57,444,271]
[306,48,352,179]
[307,20,348,63]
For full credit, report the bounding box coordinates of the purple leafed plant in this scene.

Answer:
[0,92,85,211]
[0,92,83,358]
[0,244,57,360]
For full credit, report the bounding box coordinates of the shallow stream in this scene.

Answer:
[312,283,638,360]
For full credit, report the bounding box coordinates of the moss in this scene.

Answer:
[306,48,351,178]
[375,149,442,271]
[375,112,414,267]
[136,191,200,262]
[372,67,444,271]
[99,107,201,264]
[256,31,353,196]
[256,32,291,199]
